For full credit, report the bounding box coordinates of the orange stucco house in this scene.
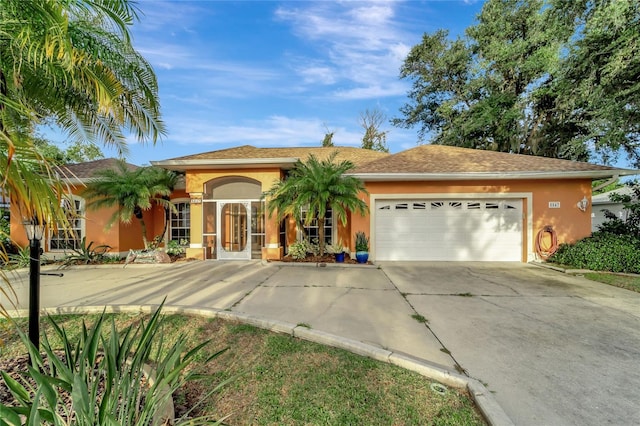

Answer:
[11,145,638,262]
[10,159,185,257]
[151,145,638,262]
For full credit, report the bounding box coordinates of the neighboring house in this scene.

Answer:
[10,158,187,257]
[151,144,638,262]
[591,186,634,232]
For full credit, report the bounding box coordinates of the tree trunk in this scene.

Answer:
[318,215,325,256]
[138,217,149,249]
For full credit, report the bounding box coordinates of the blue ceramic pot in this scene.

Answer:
[355,251,369,264]
[335,252,345,263]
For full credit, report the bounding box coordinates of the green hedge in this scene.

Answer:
[550,232,640,274]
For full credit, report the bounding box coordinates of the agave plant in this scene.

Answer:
[59,238,112,268]
[0,304,232,425]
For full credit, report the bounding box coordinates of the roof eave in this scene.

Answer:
[151,158,299,171]
[347,169,639,181]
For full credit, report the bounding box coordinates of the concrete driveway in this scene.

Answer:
[381,262,640,426]
[4,260,640,425]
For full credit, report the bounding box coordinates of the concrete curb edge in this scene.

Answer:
[8,304,514,426]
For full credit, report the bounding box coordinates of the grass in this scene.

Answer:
[582,272,640,293]
[0,313,485,425]
[411,313,429,324]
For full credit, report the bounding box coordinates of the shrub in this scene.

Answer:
[5,246,49,270]
[550,232,640,273]
[166,239,188,256]
[287,238,321,260]
[0,304,228,424]
[59,238,111,268]
[355,231,369,252]
[288,240,308,260]
[599,181,640,238]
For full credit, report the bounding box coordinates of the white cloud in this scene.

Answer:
[275,1,414,99]
[333,81,408,100]
[164,115,348,147]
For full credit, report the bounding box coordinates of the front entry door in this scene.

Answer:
[217,201,251,260]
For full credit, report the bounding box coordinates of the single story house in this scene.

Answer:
[591,186,634,232]
[151,144,637,262]
[10,145,638,262]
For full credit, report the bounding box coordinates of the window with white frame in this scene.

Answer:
[49,196,84,250]
[170,200,190,244]
[300,207,333,245]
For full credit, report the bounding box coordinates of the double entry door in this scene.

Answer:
[217,200,251,260]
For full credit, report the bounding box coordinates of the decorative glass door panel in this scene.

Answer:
[217,201,250,260]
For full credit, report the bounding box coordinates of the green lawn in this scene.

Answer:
[0,313,485,425]
[583,272,640,293]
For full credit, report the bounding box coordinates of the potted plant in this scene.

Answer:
[327,241,345,263]
[355,231,369,264]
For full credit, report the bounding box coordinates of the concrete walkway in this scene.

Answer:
[4,260,640,425]
[3,261,455,369]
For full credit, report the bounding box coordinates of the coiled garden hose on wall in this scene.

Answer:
[535,226,558,260]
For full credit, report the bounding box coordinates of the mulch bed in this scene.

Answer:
[0,353,155,421]
[277,253,370,264]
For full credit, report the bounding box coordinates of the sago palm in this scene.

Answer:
[264,151,369,256]
[83,162,175,249]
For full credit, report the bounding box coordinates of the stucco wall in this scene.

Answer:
[184,168,283,260]
[10,184,169,256]
[350,179,592,262]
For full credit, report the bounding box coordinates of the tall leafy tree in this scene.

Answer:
[264,152,369,256]
[83,162,176,249]
[394,0,639,165]
[34,137,104,165]
[551,0,640,166]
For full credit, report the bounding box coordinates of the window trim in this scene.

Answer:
[299,206,334,245]
[170,198,191,244]
[48,195,85,252]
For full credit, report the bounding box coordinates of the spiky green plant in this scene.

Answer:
[0,305,232,425]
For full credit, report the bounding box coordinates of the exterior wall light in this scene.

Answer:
[577,196,589,212]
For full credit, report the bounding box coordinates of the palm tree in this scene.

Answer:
[83,162,175,249]
[264,151,369,256]
[0,0,164,228]
[147,167,181,244]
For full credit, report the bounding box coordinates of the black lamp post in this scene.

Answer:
[23,217,45,351]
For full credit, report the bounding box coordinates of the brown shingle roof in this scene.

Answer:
[158,145,389,167]
[58,158,138,180]
[351,145,627,174]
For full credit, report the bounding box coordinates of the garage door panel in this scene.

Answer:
[375,198,523,262]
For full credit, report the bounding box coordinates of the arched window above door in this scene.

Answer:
[203,176,261,200]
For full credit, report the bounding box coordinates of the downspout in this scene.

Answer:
[592,174,620,193]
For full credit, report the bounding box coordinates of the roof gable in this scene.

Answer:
[59,158,138,180]
[350,145,636,179]
[152,145,390,170]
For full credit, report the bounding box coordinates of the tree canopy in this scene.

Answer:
[263,152,369,256]
[83,163,178,249]
[394,0,640,166]
[34,138,104,165]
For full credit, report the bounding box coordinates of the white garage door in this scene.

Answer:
[375,199,523,261]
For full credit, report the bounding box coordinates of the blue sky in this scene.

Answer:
[80,1,486,165]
